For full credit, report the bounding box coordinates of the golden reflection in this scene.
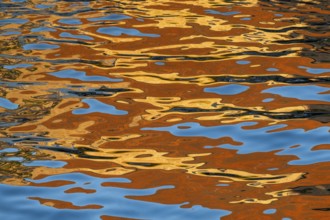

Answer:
[231,183,330,204]
[266,188,300,198]
[230,198,278,204]
[1,0,329,218]
[190,168,304,187]
[1,139,305,189]
[132,94,314,123]
[116,71,300,86]
[134,96,222,120]
[28,146,305,188]
[31,166,134,181]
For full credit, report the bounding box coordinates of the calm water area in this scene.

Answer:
[0,0,330,219]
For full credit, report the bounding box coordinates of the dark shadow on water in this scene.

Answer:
[259,0,330,63]
[292,184,330,196]
[167,104,330,123]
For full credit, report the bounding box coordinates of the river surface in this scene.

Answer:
[0,0,330,219]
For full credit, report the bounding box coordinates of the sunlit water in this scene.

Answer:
[0,0,329,219]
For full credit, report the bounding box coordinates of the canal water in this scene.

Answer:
[0,0,329,219]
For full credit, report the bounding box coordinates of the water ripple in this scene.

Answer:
[0,0,329,219]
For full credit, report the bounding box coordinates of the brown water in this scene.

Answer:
[0,0,330,219]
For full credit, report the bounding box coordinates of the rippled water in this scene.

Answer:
[0,0,329,219]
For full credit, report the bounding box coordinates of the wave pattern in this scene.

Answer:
[0,0,329,219]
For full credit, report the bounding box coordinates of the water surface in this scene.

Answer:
[0,0,329,219]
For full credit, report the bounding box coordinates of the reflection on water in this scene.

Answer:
[0,173,232,220]
[143,121,330,165]
[0,0,329,219]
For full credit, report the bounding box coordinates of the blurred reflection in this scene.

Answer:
[0,0,329,219]
[259,0,330,62]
